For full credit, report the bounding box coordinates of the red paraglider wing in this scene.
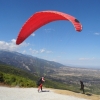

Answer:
[16,10,82,45]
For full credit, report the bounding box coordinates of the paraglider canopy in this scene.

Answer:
[16,10,82,45]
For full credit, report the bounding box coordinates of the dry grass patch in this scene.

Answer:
[51,89,100,100]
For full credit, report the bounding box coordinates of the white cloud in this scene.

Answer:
[40,49,53,54]
[0,39,30,51]
[22,50,26,54]
[44,28,55,33]
[94,33,100,35]
[20,42,30,47]
[11,39,16,43]
[29,48,53,55]
[0,39,18,51]
[40,49,45,53]
[29,48,39,54]
[79,57,95,61]
[79,58,89,60]
[51,59,57,62]
[46,51,53,53]
[31,33,35,36]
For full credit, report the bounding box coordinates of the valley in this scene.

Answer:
[0,50,100,94]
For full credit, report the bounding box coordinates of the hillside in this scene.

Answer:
[0,63,74,91]
[0,50,100,95]
[0,50,65,76]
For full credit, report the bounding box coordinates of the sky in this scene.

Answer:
[0,0,100,68]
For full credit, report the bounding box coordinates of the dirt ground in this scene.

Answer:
[0,86,87,100]
[52,88,100,100]
[0,83,99,100]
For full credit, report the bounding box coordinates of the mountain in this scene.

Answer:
[0,60,7,65]
[0,50,100,94]
[0,50,65,76]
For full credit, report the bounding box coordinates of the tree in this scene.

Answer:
[0,72,4,82]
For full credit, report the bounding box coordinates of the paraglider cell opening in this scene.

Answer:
[75,19,80,23]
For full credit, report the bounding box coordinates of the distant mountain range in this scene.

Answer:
[0,50,65,76]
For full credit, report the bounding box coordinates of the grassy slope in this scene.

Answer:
[0,63,100,96]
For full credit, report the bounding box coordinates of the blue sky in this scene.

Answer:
[0,0,100,68]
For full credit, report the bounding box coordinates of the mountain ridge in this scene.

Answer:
[0,50,66,76]
[0,50,100,94]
